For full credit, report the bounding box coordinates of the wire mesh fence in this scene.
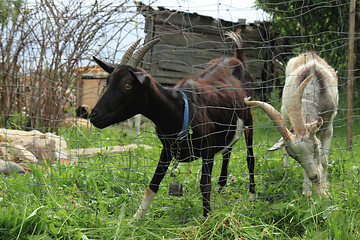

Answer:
[0,0,359,238]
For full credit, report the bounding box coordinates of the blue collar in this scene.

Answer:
[178,90,189,139]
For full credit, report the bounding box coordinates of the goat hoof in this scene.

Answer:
[302,191,312,198]
[319,189,329,198]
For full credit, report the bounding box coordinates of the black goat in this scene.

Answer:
[90,32,255,220]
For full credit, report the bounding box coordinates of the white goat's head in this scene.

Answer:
[245,75,327,195]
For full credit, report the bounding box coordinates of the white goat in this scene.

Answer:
[246,51,338,197]
[127,114,141,136]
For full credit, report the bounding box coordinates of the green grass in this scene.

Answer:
[0,108,359,239]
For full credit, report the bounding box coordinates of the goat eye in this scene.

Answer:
[124,83,132,90]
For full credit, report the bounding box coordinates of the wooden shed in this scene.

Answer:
[137,2,287,99]
[75,66,107,109]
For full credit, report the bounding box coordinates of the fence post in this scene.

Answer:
[347,0,356,148]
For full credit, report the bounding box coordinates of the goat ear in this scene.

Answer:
[307,117,323,133]
[128,69,149,85]
[268,137,286,151]
[93,56,116,73]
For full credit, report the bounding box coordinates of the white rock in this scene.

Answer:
[0,158,25,175]
[11,145,38,163]
[11,137,56,163]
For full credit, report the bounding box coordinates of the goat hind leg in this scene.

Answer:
[244,125,256,199]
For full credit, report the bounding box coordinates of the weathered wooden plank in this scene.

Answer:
[168,23,267,40]
[151,48,228,62]
[153,60,204,73]
[147,34,271,61]
[148,25,271,49]
[144,10,238,35]
[143,46,268,84]
[146,60,265,85]
[145,14,271,43]
[147,48,268,70]
[154,76,183,85]
[143,47,229,72]
[159,38,231,51]
[147,29,232,49]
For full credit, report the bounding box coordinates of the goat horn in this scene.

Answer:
[288,74,314,136]
[225,31,243,48]
[119,39,142,65]
[245,99,294,141]
[127,38,160,68]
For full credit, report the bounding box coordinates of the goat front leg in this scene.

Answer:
[319,162,328,196]
[283,150,290,168]
[316,159,328,197]
[133,187,156,221]
[302,171,313,197]
[200,158,214,217]
[133,149,171,221]
[318,129,332,195]
[302,163,329,197]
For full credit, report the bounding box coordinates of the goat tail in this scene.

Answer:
[225,30,246,63]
